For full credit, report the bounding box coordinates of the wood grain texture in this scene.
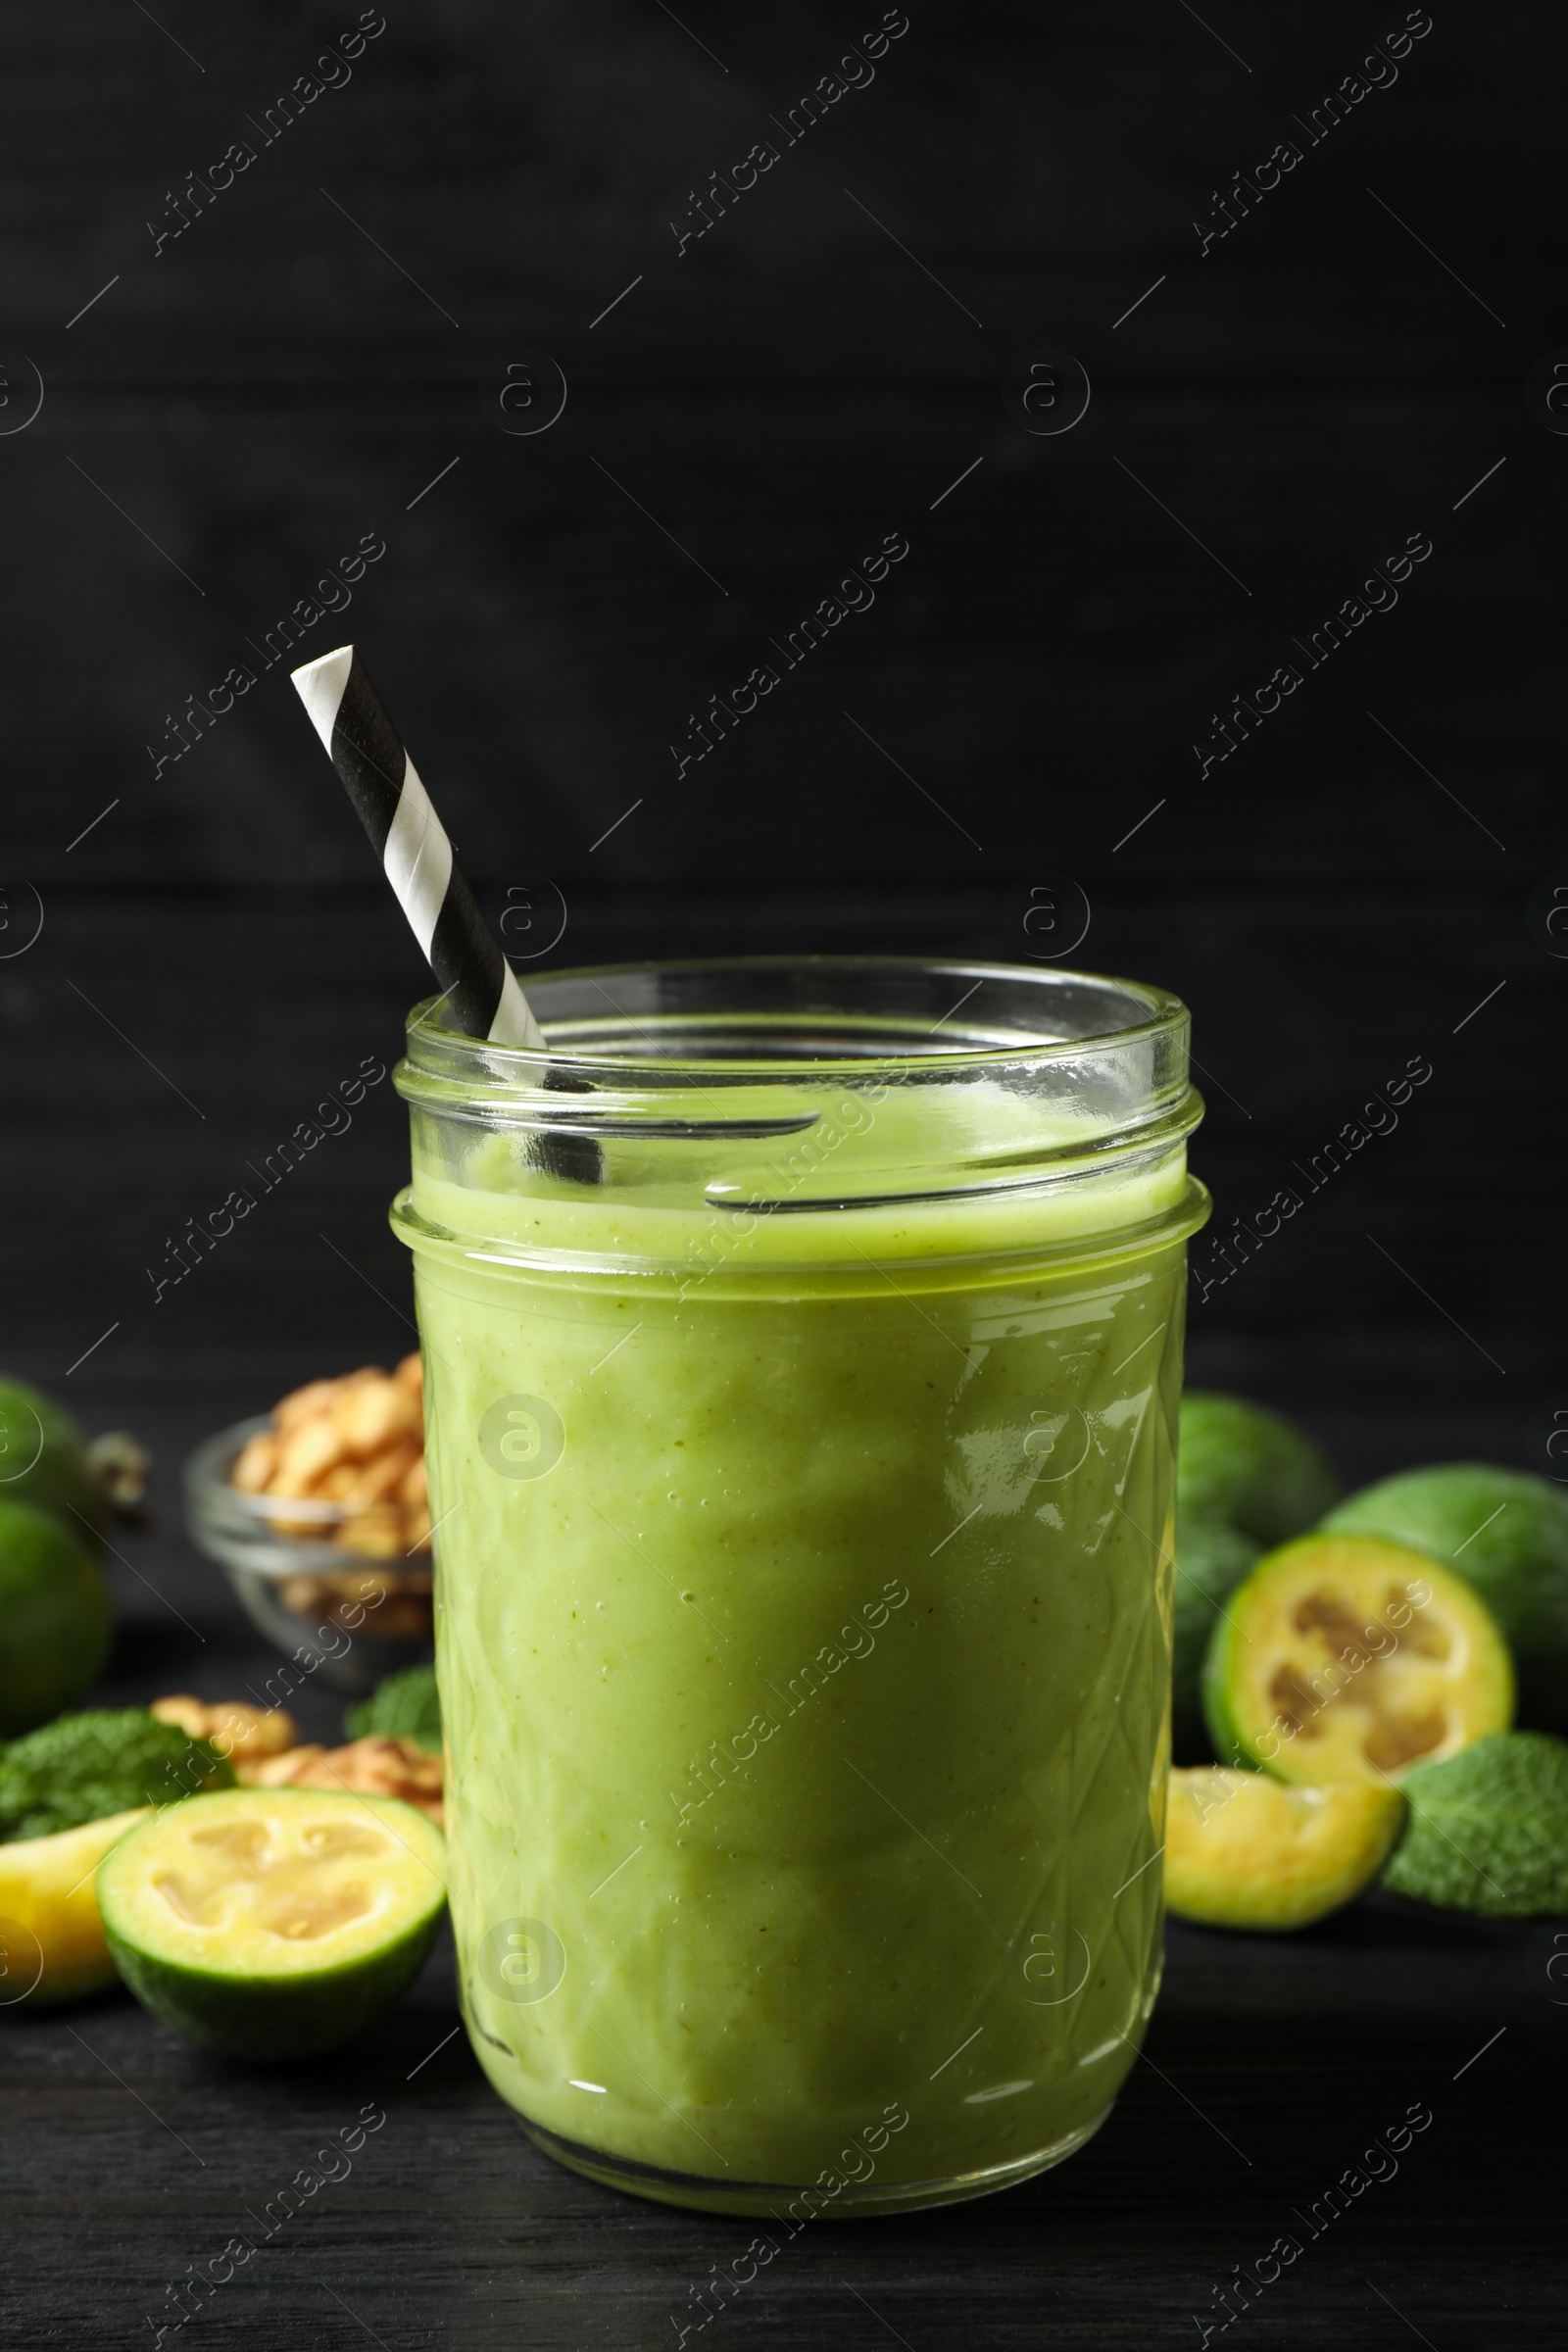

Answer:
[4,1565,1562,2352]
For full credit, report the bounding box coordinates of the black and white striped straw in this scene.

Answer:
[290,644,547,1052]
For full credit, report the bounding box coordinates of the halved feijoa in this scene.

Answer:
[1164,1767,1403,1931]
[1322,1465,1568,1731]
[1202,1535,1513,1786]
[97,1788,446,2059]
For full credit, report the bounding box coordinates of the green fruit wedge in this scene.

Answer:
[1172,1516,1260,1763]
[1322,1465,1568,1731]
[0,1808,149,2003]
[0,1375,105,1543]
[0,1497,114,1738]
[1381,1732,1568,1917]
[1165,1767,1404,1932]
[1177,1391,1338,1548]
[98,1788,446,2059]
[1202,1535,1513,1787]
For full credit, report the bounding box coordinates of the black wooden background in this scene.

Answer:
[2,3,1565,2345]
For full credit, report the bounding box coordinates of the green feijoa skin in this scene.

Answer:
[0,1375,106,1544]
[97,1788,448,2060]
[0,1499,115,1739]
[1382,1732,1568,1918]
[1322,1465,1568,1731]
[1177,1392,1339,1549]
[1172,1515,1260,1763]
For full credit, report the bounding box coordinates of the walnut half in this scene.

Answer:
[232,1352,431,1560]
[151,1693,299,1765]
[238,1734,444,1824]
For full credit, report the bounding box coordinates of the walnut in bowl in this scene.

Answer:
[183,1356,437,1694]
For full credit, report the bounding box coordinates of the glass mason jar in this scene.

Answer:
[391,957,1207,2217]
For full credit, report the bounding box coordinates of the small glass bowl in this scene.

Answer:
[183,1418,434,1694]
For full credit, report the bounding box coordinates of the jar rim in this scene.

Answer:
[403,955,1188,1080]
[393,956,1204,1279]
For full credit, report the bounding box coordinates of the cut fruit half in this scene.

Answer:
[1202,1535,1513,1787]
[97,1788,446,2059]
[1164,1767,1403,1931]
[1322,1464,1568,1732]
[0,1808,148,2005]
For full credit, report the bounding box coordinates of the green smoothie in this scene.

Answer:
[394,1009,1205,2213]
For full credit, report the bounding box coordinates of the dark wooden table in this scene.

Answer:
[3,1388,1562,2352]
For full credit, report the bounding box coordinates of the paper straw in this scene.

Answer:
[291,644,547,1052]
